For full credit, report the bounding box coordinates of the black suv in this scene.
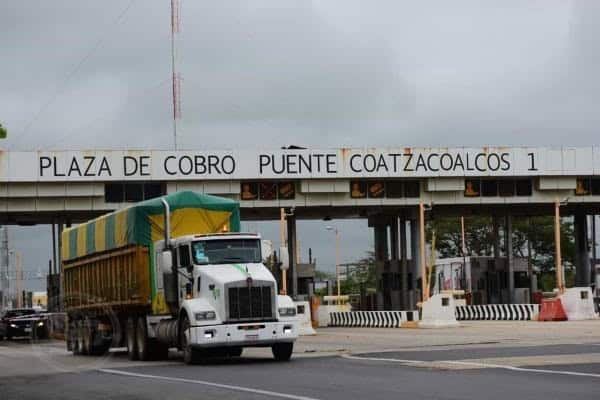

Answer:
[0,308,46,340]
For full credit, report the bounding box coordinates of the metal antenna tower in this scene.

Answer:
[171,0,182,150]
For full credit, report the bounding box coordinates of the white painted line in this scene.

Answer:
[342,354,428,366]
[99,368,321,400]
[441,360,600,378]
[342,355,600,379]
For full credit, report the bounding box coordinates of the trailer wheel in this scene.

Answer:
[126,317,138,360]
[81,319,92,355]
[181,315,200,365]
[271,343,293,362]
[72,320,81,355]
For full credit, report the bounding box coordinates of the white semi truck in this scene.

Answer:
[63,191,298,364]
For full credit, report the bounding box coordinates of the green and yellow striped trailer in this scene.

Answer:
[62,191,240,317]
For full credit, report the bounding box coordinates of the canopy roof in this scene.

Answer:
[61,191,240,261]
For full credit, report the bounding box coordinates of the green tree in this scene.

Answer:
[430,215,575,275]
[431,216,495,257]
[0,123,7,138]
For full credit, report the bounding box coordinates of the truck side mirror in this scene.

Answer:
[279,247,289,271]
[161,250,173,274]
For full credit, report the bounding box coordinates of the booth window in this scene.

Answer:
[464,179,480,197]
[498,180,515,197]
[240,182,258,200]
[386,181,404,198]
[350,181,367,198]
[404,180,420,198]
[576,178,589,195]
[259,182,278,200]
[104,182,165,203]
[515,179,532,196]
[278,182,296,200]
[592,179,600,195]
[105,183,124,203]
[481,180,498,197]
[367,181,385,198]
[104,182,166,203]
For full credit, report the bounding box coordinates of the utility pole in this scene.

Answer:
[170,0,181,149]
[280,208,287,295]
[419,203,428,302]
[554,199,564,293]
[15,251,22,308]
[0,227,8,310]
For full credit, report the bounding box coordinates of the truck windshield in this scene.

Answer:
[192,239,261,265]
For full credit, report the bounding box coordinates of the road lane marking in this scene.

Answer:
[342,354,600,378]
[99,368,321,400]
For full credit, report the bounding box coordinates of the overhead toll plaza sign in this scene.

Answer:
[0,147,598,182]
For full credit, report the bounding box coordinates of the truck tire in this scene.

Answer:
[71,321,81,355]
[271,343,293,362]
[81,319,92,355]
[126,317,138,360]
[180,315,201,365]
[136,316,152,361]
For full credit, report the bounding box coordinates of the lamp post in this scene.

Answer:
[555,198,568,294]
[326,226,341,304]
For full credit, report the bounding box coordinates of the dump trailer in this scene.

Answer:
[62,191,298,363]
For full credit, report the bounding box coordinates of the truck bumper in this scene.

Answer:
[188,321,298,349]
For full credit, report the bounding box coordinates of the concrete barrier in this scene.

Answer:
[456,304,539,321]
[560,287,598,320]
[317,304,351,327]
[419,293,459,328]
[329,310,418,328]
[294,301,316,335]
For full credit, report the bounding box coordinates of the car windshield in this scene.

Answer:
[192,239,261,265]
[3,309,36,319]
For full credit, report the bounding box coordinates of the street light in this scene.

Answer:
[325,226,341,304]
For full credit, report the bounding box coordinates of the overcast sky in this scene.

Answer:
[1,1,600,292]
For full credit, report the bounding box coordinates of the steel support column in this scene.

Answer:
[574,211,591,287]
[286,214,297,299]
[400,216,409,310]
[506,214,514,303]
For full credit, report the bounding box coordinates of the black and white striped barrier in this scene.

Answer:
[329,311,419,328]
[455,304,539,321]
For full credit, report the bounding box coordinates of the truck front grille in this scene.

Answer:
[228,285,273,321]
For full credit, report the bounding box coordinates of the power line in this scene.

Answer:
[15,0,137,148]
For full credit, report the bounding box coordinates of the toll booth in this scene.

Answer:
[433,256,535,305]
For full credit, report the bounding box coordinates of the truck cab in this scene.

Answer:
[157,232,298,364]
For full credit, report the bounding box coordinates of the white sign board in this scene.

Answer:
[0,147,598,182]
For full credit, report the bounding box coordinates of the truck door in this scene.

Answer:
[177,244,193,302]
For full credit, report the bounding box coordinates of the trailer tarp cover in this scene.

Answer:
[61,191,240,261]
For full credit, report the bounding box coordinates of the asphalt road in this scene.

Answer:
[2,340,600,400]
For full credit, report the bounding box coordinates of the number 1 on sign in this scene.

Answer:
[528,152,538,171]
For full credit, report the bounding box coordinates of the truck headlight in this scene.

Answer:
[10,323,17,328]
[195,311,216,321]
[278,307,296,317]
[37,321,45,327]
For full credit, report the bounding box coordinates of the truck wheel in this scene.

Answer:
[126,317,138,360]
[81,319,92,355]
[181,315,200,365]
[136,316,152,361]
[271,343,293,362]
[72,321,81,355]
